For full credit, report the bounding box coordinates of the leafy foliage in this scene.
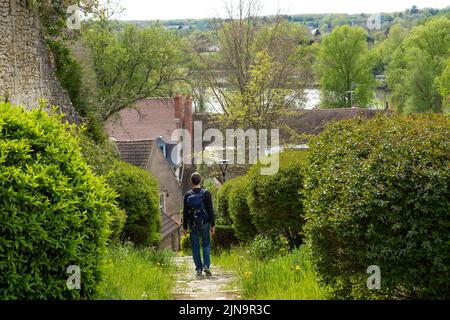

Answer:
[373,24,408,74]
[107,161,161,247]
[436,56,450,113]
[203,7,314,126]
[386,17,450,113]
[228,176,257,242]
[79,133,120,177]
[304,114,450,299]
[248,234,289,261]
[48,39,86,114]
[216,180,234,226]
[247,150,308,244]
[83,22,190,120]
[317,25,375,108]
[0,102,118,299]
[180,234,191,255]
[79,134,125,241]
[219,50,294,130]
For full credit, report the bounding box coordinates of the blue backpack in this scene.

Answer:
[186,189,208,231]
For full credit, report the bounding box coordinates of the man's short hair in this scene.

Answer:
[191,172,202,185]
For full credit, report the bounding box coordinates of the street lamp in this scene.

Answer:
[346,90,356,107]
[346,83,357,107]
[218,159,229,183]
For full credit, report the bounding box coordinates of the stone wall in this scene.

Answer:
[0,0,78,122]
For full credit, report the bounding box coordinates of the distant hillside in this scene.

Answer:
[120,6,450,33]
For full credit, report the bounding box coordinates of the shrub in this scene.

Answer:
[109,208,127,243]
[248,234,289,261]
[108,161,161,247]
[212,225,239,252]
[228,176,258,241]
[180,234,191,254]
[0,103,118,299]
[79,134,125,241]
[304,114,450,299]
[216,179,234,225]
[79,133,120,177]
[202,178,219,206]
[247,150,308,244]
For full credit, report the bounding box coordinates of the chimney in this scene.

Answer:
[183,96,193,139]
[174,95,182,129]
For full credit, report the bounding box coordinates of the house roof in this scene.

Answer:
[192,108,382,181]
[105,98,179,142]
[116,140,153,169]
[281,108,381,138]
[161,211,181,238]
[194,108,381,144]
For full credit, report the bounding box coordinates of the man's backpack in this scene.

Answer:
[186,189,208,232]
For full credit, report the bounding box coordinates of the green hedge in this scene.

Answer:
[216,180,234,225]
[108,161,161,247]
[228,176,257,242]
[304,114,450,299]
[0,103,118,299]
[247,150,308,244]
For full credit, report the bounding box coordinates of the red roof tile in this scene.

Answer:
[106,98,179,141]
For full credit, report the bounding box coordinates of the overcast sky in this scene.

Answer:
[117,0,450,20]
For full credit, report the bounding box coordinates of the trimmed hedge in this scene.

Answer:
[228,176,258,241]
[216,180,234,225]
[108,161,161,247]
[304,114,450,299]
[0,103,118,299]
[247,150,308,244]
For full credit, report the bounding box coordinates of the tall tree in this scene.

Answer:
[83,23,190,119]
[436,55,450,113]
[202,0,314,128]
[220,50,291,130]
[386,16,450,113]
[316,25,375,108]
[374,24,409,71]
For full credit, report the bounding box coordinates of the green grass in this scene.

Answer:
[213,246,328,300]
[96,244,175,300]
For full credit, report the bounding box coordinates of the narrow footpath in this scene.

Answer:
[172,256,241,300]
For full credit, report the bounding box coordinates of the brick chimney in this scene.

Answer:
[174,95,182,129]
[183,96,193,139]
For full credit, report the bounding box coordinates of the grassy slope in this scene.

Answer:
[96,245,175,300]
[214,246,328,300]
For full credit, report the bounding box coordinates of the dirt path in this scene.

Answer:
[172,256,241,300]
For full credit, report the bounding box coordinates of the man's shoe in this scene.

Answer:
[204,268,212,277]
[196,270,203,277]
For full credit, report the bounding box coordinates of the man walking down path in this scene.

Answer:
[182,173,216,277]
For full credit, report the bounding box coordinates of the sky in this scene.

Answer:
[117,0,450,20]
